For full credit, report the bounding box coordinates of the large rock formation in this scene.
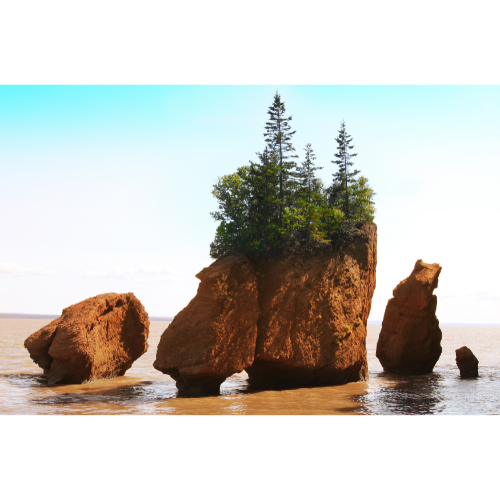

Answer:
[154,224,377,393]
[456,346,479,378]
[154,254,260,395]
[24,293,149,384]
[247,224,377,387]
[376,259,442,374]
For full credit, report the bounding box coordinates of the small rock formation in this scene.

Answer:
[154,224,377,393]
[153,254,260,395]
[247,224,377,387]
[376,259,442,374]
[456,346,478,378]
[24,293,149,384]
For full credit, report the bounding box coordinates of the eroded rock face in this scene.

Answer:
[153,254,259,395]
[24,293,149,384]
[376,260,442,374]
[247,224,377,387]
[456,346,478,378]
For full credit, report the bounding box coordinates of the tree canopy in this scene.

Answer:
[210,94,375,259]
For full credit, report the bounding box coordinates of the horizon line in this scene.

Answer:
[1,313,498,326]
[0,313,174,321]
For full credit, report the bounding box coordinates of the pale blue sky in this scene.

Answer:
[1,85,499,323]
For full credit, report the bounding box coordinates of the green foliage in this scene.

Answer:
[295,143,326,246]
[330,120,360,219]
[212,274,233,308]
[328,175,375,224]
[264,92,298,224]
[335,324,352,346]
[209,94,376,259]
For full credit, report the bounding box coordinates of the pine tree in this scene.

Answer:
[263,92,298,226]
[330,120,359,218]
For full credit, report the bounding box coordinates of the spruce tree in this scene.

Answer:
[330,120,359,218]
[209,98,375,259]
[296,143,324,245]
[263,92,298,226]
[246,147,281,252]
[297,143,322,206]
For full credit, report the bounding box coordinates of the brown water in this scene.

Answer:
[1,319,499,414]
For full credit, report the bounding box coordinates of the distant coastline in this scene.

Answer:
[0,314,497,326]
[0,313,174,321]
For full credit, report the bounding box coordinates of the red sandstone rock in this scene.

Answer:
[376,260,442,374]
[456,346,478,378]
[24,293,149,384]
[153,254,259,395]
[246,224,377,387]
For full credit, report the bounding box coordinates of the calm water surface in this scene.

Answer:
[1,319,499,415]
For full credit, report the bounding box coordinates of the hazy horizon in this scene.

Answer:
[2,85,499,323]
[2,313,499,327]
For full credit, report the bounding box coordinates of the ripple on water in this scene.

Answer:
[2,320,500,414]
[354,366,500,415]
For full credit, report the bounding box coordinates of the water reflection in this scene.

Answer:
[355,366,500,415]
[4,365,498,415]
[2,320,500,415]
[0,373,47,388]
[355,372,446,415]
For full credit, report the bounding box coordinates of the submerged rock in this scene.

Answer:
[153,254,260,395]
[456,346,478,378]
[247,224,377,387]
[376,259,442,374]
[24,293,149,384]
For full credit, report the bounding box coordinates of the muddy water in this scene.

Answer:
[1,319,499,414]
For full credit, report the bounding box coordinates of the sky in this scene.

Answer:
[1,85,499,323]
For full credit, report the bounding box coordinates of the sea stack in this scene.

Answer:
[154,254,260,395]
[154,224,377,393]
[24,292,149,385]
[247,223,377,387]
[376,259,442,374]
[456,346,479,378]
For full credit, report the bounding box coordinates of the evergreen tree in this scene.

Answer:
[263,92,298,226]
[297,143,322,206]
[210,167,250,258]
[209,95,375,259]
[246,147,281,252]
[348,176,376,223]
[330,120,359,218]
[295,143,324,245]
